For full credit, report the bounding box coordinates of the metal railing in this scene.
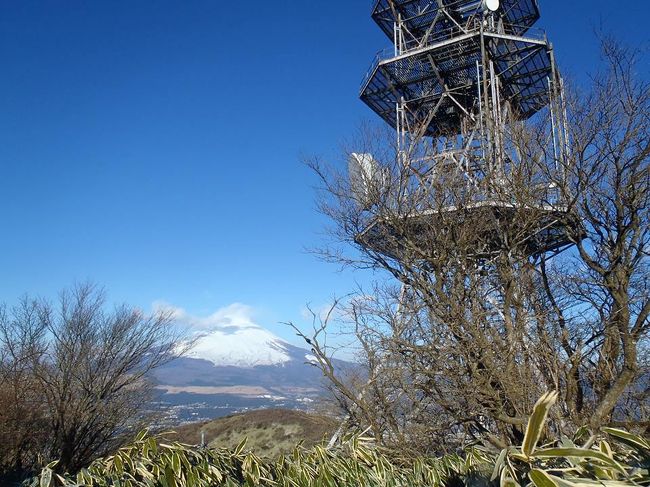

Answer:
[360,48,394,93]
[360,24,547,94]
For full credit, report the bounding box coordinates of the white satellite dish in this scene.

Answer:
[484,0,500,11]
[348,153,382,209]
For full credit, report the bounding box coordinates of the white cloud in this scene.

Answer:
[152,301,258,331]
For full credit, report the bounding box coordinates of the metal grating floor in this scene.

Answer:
[360,31,552,135]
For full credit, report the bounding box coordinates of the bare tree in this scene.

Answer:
[0,299,49,482]
[0,283,185,478]
[552,41,649,430]
[301,40,649,452]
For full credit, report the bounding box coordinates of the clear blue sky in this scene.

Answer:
[0,0,647,343]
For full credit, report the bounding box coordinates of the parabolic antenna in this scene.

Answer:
[484,0,500,11]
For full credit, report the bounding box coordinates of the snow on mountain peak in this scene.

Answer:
[160,302,292,368]
[187,324,291,368]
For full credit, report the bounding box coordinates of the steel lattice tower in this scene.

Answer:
[355,0,579,263]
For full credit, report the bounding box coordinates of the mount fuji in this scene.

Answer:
[147,305,347,426]
[184,322,302,368]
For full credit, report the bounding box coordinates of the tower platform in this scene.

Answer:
[372,0,541,43]
[355,201,579,262]
[360,28,553,136]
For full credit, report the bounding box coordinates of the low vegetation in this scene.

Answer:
[29,393,650,487]
[167,409,338,458]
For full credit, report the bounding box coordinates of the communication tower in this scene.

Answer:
[354,0,580,263]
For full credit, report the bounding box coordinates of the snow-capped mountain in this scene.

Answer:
[185,323,293,368]
[159,323,323,391]
[146,303,355,425]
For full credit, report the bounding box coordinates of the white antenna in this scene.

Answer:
[348,153,382,210]
[483,0,500,12]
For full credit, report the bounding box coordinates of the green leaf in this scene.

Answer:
[530,469,559,487]
[146,437,158,455]
[136,465,154,480]
[602,427,650,454]
[559,479,646,487]
[208,465,223,482]
[532,447,626,473]
[491,448,509,481]
[164,465,177,487]
[242,455,257,486]
[172,452,182,476]
[135,430,149,442]
[599,440,613,459]
[234,437,247,456]
[39,469,52,487]
[522,391,559,458]
[114,454,124,474]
